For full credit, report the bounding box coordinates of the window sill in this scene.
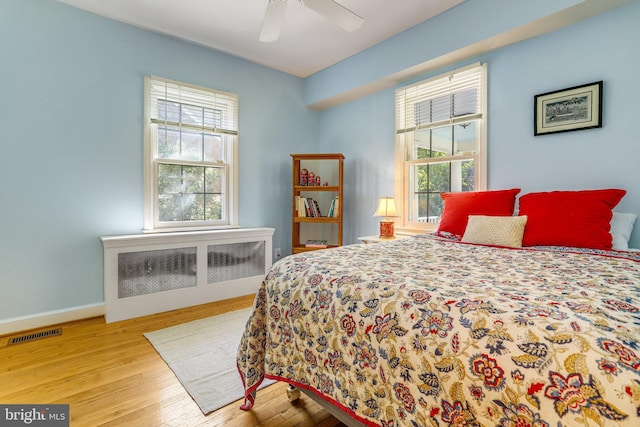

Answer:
[102,227,274,249]
[396,224,437,236]
[142,225,241,234]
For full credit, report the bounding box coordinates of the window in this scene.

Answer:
[144,76,238,231]
[394,63,487,232]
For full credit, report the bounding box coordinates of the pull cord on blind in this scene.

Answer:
[396,63,485,134]
[146,76,238,136]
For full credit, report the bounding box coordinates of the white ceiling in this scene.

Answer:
[56,0,465,78]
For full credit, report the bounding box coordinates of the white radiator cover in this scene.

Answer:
[101,227,274,322]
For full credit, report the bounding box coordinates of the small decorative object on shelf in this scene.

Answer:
[315,175,321,186]
[308,171,315,186]
[373,196,399,239]
[300,168,308,186]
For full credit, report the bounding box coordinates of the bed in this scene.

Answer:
[237,188,640,426]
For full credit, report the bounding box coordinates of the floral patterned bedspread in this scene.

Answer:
[237,235,640,426]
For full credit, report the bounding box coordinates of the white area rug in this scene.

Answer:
[144,307,274,414]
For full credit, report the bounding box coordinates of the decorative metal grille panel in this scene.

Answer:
[207,241,265,284]
[118,247,197,298]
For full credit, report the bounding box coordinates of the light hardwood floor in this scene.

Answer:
[0,294,345,426]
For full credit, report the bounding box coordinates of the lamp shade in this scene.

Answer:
[373,197,399,219]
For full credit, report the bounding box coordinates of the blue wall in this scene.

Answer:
[318,1,640,248]
[305,0,586,108]
[0,0,318,321]
[1,0,639,323]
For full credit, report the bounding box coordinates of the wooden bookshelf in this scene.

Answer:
[291,153,344,254]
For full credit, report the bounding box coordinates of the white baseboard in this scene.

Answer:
[0,303,105,336]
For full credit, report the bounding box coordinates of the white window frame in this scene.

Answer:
[143,76,239,232]
[394,63,487,233]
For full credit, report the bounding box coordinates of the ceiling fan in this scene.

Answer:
[260,0,364,42]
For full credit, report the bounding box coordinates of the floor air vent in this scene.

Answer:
[8,327,62,346]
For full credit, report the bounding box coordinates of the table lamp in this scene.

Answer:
[373,196,399,238]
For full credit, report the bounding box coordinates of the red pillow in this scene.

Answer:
[519,189,626,250]
[436,188,521,238]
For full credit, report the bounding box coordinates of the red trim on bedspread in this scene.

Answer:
[267,374,380,427]
[237,362,260,410]
[237,365,378,426]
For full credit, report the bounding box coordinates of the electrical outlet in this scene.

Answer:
[274,248,281,259]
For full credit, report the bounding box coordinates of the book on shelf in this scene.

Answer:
[304,197,310,217]
[295,196,310,217]
[295,194,338,218]
[305,239,328,248]
[327,196,339,218]
[311,198,322,217]
[295,196,324,217]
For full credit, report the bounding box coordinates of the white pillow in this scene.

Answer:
[610,212,637,251]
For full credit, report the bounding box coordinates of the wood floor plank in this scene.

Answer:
[0,294,345,426]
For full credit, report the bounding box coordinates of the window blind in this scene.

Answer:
[147,77,238,136]
[396,64,484,134]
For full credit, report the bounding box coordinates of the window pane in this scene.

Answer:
[414,193,444,222]
[414,127,454,158]
[415,164,428,192]
[409,163,449,222]
[431,94,451,122]
[159,194,181,221]
[183,166,204,193]
[409,192,443,223]
[158,127,180,160]
[453,88,477,117]
[181,104,203,126]
[204,134,223,162]
[454,122,478,154]
[183,193,204,221]
[157,100,180,122]
[158,164,182,194]
[415,95,453,125]
[414,100,431,126]
[204,108,222,128]
[157,163,224,223]
[431,127,453,156]
[408,158,475,222]
[181,130,203,161]
[460,159,475,192]
[427,162,451,193]
[427,193,444,218]
[414,130,429,159]
[205,167,223,193]
[205,194,222,221]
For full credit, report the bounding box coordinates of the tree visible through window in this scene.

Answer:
[144,77,238,231]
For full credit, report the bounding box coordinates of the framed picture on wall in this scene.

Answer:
[534,81,603,136]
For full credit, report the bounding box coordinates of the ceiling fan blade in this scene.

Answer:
[260,0,288,42]
[302,0,364,32]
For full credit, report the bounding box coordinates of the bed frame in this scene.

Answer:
[288,386,367,427]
